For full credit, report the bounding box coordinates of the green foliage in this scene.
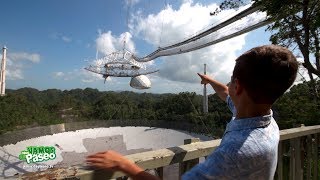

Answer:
[215,0,320,130]
[216,0,320,81]
[273,80,320,129]
[0,92,62,134]
[0,81,319,136]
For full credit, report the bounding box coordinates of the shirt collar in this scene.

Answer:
[225,110,273,133]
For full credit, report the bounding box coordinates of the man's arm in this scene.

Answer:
[86,150,160,180]
[197,73,229,102]
[182,145,237,179]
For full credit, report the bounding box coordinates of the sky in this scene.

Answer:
[0,0,277,94]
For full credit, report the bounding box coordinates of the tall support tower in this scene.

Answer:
[203,64,208,113]
[0,46,7,96]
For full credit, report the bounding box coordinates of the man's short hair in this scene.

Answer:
[232,45,298,104]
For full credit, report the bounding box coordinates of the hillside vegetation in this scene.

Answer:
[0,80,319,136]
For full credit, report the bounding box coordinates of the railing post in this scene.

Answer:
[179,138,200,179]
[313,133,319,180]
[289,139,295,180]
[294,137,302,180]
[155,167,164,179]
[307,135,312,180]
[277,141,283,180]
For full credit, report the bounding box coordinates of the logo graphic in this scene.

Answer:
[19,146,56,164]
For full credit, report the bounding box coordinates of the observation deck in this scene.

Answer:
[18,124,320,180]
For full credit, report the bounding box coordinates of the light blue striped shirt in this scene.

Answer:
[182,96,279,179]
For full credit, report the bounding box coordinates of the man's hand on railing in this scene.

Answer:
[86,150,160,180]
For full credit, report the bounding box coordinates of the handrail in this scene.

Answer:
[280,125,320,140]
[18,125,320,180]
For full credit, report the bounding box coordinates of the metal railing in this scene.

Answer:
[18,125,320,180]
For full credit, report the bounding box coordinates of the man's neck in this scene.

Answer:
[235,103,272,119]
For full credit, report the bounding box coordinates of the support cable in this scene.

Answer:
[133,5,265,62]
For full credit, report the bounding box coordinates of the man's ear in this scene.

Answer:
[234,79,243,95]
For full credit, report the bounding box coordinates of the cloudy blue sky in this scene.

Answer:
[0,0,274,94]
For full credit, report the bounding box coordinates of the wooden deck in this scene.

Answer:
[19,125,320,180]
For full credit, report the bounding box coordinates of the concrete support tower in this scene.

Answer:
[0,46,7,96]
[203,64,208,113]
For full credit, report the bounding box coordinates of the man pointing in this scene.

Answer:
[87,45,298,179]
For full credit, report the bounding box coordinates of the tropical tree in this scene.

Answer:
[215,0,320,97]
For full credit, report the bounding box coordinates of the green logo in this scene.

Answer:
[19,146,56,164]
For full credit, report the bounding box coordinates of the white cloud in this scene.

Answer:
[62,36,72,43]
[54,30,138,85]
[91,30,147,79]
[53,72,65,78]
[83,1,267,93]
[81,68,113,83]
[128,1,261,84]
[9,52,41,63]
[1,51,41,80]
[96,31,135,55]
[294,60,318,84]
[125,0,140,7]
[50,33,72,43]
[52,68,111,83]
[6,67,24,80]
